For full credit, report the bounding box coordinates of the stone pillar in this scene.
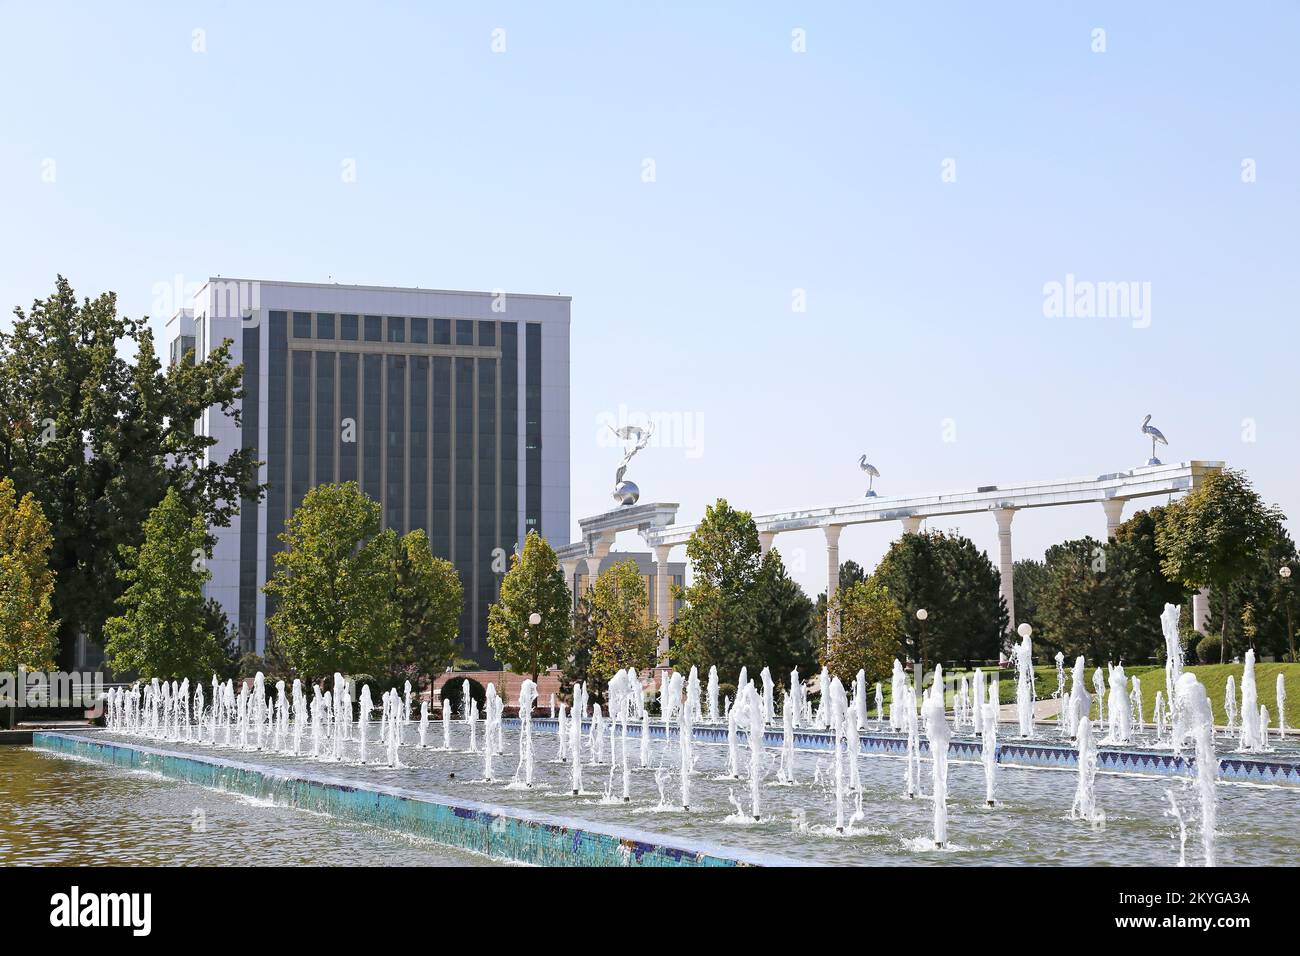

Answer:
[560,559,580,611]
[901,515,923,535]
[1193,587,1211,635]
[583,535,612,594]
[1101,498,1125,539]
[824,525,844,644]
[654,544,673,662]
[992,508,1016,638]
[758,531,776,557]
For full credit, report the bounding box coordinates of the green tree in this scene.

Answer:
[752,550,818,685]
[1013,558,1049,639]
[814,559,868,647]
[873,530,1006,671]
[391,529,463,687]
[822,579,901,686]
[102,488,231,681]
[0,277,261,667]
[1204,520,1297,660]
[263,482,398,679]
[670,498,763,680]
[560,594,604,705]
[486,530,572,682]
[1036,535,1168,664]
[0,477,58,727]
[589,559,657,679]
[1158,468,1284,663]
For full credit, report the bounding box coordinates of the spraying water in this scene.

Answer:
[1071,715,1104,828]
[1014,630,1035,738]
[1240,649,1262,751]
[515,678,539,786]
[1175,672,1218,866]
[1107,663,1131,744]
[1225,676,1238,737]
[1277,674,1287,737]
[981,681,997,807]
[922,665,952,847]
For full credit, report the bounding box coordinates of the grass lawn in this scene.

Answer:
[1121,662,1300,732]
[876,663,1300,731]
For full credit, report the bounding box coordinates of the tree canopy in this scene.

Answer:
[589,559,657,679]
[822,579,901,686]
[1158,468,1283,662]
[872,530,1006,669]
[390,529,464,687]
[0,476,58,675]
[263,482,398,679]
[0,277,261,666]
[103,488,233,681]
[486,530,572,681]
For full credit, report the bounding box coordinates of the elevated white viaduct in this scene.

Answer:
[557,460,1224,654]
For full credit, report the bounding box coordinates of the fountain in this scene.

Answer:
[1174,672,1218,866]
[357,685,374,763]
[418,701,429,748]
[556,701,568,762]
[1014,626,1035,738]
[1225,676,1238,736]
[1071,715,1103,828]
[515,678,538,787]
[1107,663,1131,744]
[1067,657,1091,740]
[1130,675,1143,733]
[922,665,951,848]
[745,683,764,820]
[707,666,719,722]
[890,660,907,731]
[779,691,795,784]
[1278,674,1288,737]
[570,683,585,794]
[972,668,986,738]
[829,678,848,832]
[981,681,997,807]
[1240,649,1262,751]
[874,682,884,725]
[903,685,920,799]
[1092,667,1106,727]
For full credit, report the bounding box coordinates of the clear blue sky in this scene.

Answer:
[2,1,1296,598]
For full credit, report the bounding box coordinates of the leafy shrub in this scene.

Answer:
[438,677,486,717]
[1197,635,1222,665]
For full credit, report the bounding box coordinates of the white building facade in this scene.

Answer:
[166,278,571,665]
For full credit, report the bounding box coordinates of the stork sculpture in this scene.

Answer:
[1141,414,1168,466]
[859,455,880,497]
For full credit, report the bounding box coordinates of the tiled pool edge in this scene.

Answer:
[32,732,803,868]
[515,719,1300,789]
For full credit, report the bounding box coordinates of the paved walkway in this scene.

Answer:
[997,698,1063,721]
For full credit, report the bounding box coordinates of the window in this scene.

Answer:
[340,314,359,341]
[316,313,336,340]
[364,315,382,342]
[410,317,428,344]
[387,316,406,343]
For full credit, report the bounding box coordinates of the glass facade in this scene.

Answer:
[256,312,525,665]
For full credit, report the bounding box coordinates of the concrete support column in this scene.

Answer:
[1101,498,1125,539]
[901,515,923,535]
[584,535,612,593]
[758,531,776,557]
[824,525,844,644]
[992,508,1016,639]
[654,543,673,662]
[560,560,581,610]
[1193,587,1212,635]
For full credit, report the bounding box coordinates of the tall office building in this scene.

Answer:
[166,278,570,666]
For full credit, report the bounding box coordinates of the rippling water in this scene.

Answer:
[0,747,499,866]
[60,722,1300,866]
